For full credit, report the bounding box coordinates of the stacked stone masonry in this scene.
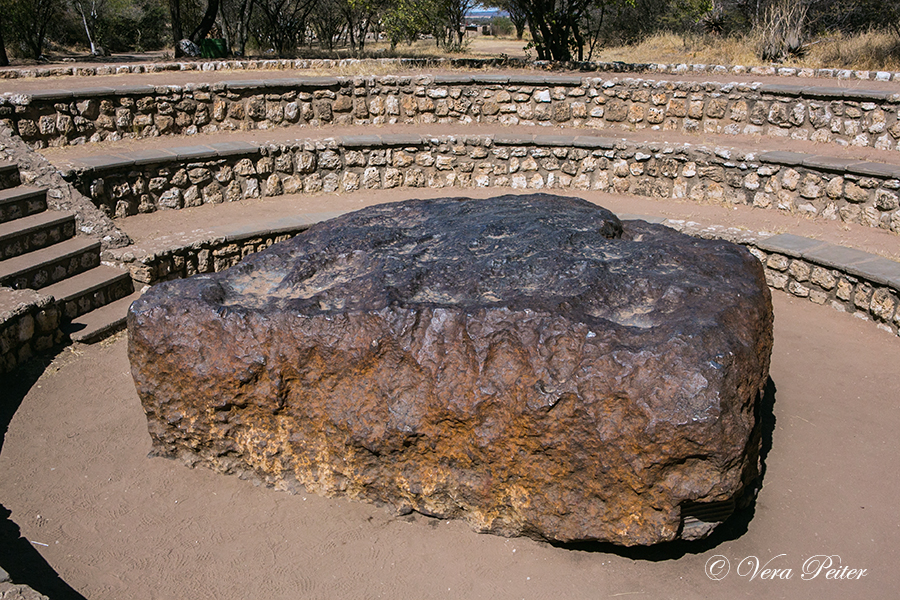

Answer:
[0,162,20,189]
[4,74,900,152]
[118,231,296,286]
[0,287,64,373]
[756,248,900,336]
[66,135,900,233]
[0,213,75,260]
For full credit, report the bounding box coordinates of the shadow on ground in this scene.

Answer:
[552,377,778,560]
[0,353,88,600]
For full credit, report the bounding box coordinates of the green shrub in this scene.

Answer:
[490,16,514,37]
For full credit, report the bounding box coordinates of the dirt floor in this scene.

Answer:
[0,290,898,599]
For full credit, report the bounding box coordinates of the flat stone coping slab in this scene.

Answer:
[112,211,346,261]
[759,151,900,180]
[758,233,900,289]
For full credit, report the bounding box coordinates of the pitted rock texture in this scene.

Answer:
[128,194,773,546]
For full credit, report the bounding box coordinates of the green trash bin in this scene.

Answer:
[200,39,228,59]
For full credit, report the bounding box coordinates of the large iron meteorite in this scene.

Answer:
[128,194,773,545]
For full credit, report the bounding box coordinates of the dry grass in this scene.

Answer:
[309,29,900,76]
[589,32,760,67]
[804,30,900,71]
[591,29,900,71]
[314,29,900,71]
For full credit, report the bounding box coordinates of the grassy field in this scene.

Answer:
[370,29,900,71]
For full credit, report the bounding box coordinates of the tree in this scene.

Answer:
[192,0,220,43]
[310,0,345,50]
[486,0,528,38]
[219,0,255,56]
[252,0,317,55]
[169,0,185,44]
[382,0,432,49]
[3,0,61,59]
[73,0,104,54]
[412,0,474,51]
[0,11,9,66]
[337,0,384,55]
[510,0,596,61]
[169,0,221,56]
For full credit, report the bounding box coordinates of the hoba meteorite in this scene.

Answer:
[128,194,773,546]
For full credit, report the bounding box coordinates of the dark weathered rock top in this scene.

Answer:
[208,194,761,331]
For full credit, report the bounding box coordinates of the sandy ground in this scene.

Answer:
[1,281,899,599]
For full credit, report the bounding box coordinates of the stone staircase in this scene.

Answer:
[0,160,139,343]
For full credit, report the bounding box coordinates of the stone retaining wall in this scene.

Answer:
[4,74,900,151]
[0,287,64,374]
[64,135,900,233]
[121,230,297,286]
[756,242,900,337]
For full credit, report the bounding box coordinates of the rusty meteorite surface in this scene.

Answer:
[128,194,773,546]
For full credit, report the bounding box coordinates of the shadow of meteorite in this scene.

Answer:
[551,376,778,560]
[0,354,88,600]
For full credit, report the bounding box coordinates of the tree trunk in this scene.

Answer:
[190,0,221,44]
[75,0,98,55]
[572,20,583,61]
[238,0,253,56]
[218,0,234,55]
[0,14,9,67]
[355,21,366,54]
[169,0,184,56]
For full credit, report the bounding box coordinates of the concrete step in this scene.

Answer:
[64,290,142,344]
[0,187,47,224]
[0,161,20,190]
[42,265,134,320]
[0,210,75,260]
[0,236,100,290]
